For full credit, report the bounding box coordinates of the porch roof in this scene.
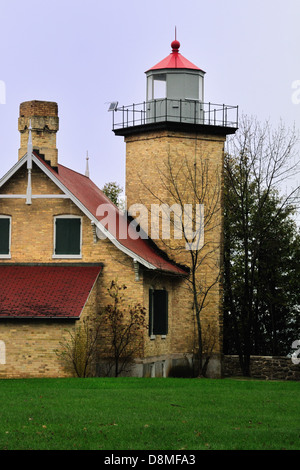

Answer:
[0,264,102,319]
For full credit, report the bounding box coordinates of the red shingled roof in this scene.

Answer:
[0,265,102,318]
[34,154,189,276]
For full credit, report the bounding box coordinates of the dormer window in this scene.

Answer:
[0,216,11,258]
[53,215,82,258]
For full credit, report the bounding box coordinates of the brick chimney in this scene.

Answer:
[18,100,59,167]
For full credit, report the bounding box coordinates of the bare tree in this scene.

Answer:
[57,315,102,378]
[99,280,147,377]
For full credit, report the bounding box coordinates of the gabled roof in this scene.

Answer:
[0,265,102,318]
[40,156,188,275]
[0,152,189,276]
[146,40,204,73]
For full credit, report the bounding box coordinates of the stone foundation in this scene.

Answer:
[223,355,300,381]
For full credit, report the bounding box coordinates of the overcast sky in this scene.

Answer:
[0,0,299,201]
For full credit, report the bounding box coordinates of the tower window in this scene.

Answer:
[149,288,168,337]
[0,216,11,257]
[153,74,166,99]
[54,216,82,257]
[147,74,167,100]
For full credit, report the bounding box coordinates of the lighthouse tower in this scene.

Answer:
[112,38,238,377]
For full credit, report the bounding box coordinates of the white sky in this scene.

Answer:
[0,0,299,199]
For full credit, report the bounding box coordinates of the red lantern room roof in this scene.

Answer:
[146,40,205,73]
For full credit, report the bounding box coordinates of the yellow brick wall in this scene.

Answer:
[142,271,195,359]
[0,321,74,378]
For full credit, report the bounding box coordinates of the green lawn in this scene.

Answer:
[0,377,299,450]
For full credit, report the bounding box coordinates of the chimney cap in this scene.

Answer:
[19,100,58,117]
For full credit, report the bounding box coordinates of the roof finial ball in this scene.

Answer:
[171,39,180,52]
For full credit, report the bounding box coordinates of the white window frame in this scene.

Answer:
[0,340,6,365]
[0,215,11,259]
[52,215,82,259]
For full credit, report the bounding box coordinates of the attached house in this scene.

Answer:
[0,40,237,378]
[0,99,192,378]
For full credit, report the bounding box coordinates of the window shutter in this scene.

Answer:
[0,218,10,255]
[55,218,81,255]
[153,290,168,335]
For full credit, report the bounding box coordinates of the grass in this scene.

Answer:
[0,377,299,450]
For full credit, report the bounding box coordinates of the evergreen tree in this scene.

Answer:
[223,116,300,375]
[101,182,123,207]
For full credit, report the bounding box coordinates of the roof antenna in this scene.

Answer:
[85,151,90,178]
[175,26,177,40]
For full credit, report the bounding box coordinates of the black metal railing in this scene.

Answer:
[111,99,238,130]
